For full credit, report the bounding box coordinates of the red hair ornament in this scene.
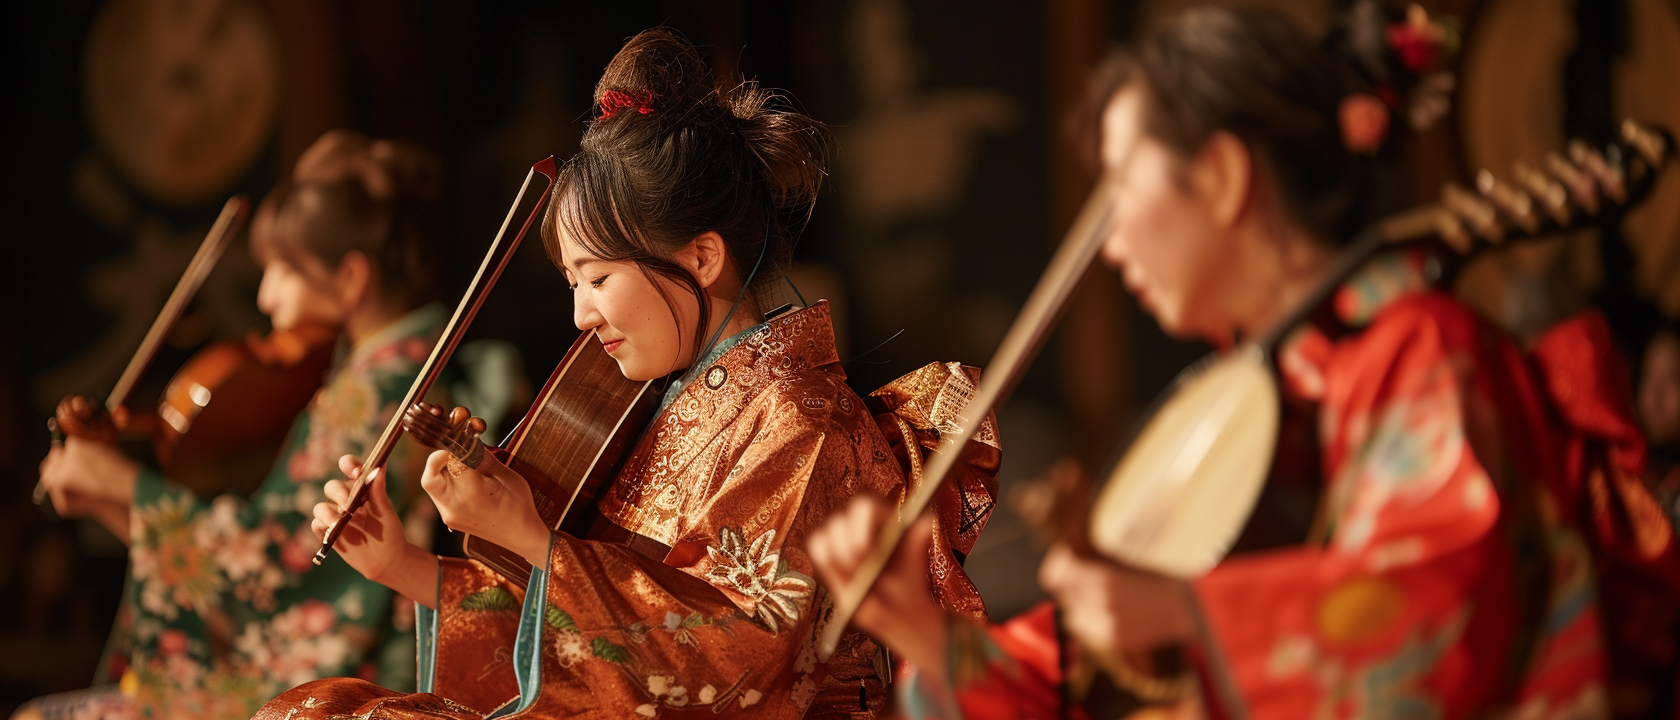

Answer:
[1339,93,1390,155]
[599,90,654,119]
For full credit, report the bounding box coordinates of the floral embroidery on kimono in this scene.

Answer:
[73,305,446,720]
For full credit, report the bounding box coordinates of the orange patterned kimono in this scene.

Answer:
[256,301,1000,720]
[897,255,1680,720]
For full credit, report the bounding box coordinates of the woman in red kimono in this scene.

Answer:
[810,6,1680,720]
[253,28,1000,720]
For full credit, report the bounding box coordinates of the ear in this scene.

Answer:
[675,231,730,290]
[333,250,374,312]
[1190,131,1253,230]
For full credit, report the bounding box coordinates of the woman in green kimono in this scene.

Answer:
[25,130,452,720]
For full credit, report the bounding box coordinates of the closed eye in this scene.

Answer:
[588,274,608,288]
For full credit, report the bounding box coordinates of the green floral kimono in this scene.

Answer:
[41,305,446,720]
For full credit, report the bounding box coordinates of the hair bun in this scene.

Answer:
[589,28,831,212]
[594,28,716,119]
[292,129,441,202]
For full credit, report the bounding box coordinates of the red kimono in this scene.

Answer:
[906,256,1680,720]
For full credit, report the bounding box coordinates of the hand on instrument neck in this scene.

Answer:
[419,449,551,569]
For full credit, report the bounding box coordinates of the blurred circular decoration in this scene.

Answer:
[83,0,280,207]
[1457,0,1680,324]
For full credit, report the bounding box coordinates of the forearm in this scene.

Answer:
[88,498,132,544]
[883,611,953,688]
[372,543,442,609]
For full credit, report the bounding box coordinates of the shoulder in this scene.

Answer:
[753,366,874,436]
[1326,292,1506,384]
[1318,291,1509,418]
[1357,292,1491,357]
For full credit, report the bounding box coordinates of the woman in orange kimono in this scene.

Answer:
[810,6,1680,720]
[254,28,999,720]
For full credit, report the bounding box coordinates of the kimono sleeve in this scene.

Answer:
[418,558,525,714]
[508,386,886,717]
[1191,297,1531,718]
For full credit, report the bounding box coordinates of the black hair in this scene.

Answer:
[542,28,832,360]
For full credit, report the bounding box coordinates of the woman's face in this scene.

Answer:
[1097,85,1237,341]
[256,253,346,332]
[558,231,700,382]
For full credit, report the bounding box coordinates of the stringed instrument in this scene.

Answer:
[39,196,334,504]
[314,156,569,565]
[821,120,1674,716]
[149,322,337,496]
[398,332,659,586]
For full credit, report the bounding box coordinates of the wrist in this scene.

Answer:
[384,544,441,609]
[95,451,140,505]
[515,517,553,569]
[885,607,953,678]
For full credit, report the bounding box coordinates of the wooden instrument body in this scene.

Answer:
[461,330,659,584]
[55,325,337,498]
[154,324,337,496]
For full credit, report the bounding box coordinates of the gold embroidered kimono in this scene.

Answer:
[256,301,1000,720]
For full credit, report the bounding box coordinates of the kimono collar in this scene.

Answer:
[340,302,447,368]
[703,300,840,377]
[1328,248,1433,329]
[1279,248,1434,402]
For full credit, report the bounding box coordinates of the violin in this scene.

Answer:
[399,332,658,586]
[314,157,566,565]
[822,120,1674,716]
[146,323,337,496]
[40,197,336,504]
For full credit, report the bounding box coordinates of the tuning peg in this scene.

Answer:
[1441,182,1504,246]
[1511,162,1572,226]
[1568,140,1627,205]
[1545,152,1601,216]
[1621,119,1670,167]
[1476,169,1541,235]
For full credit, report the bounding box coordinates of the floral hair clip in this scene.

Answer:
[599,90,655,120]
[1385,4,1459,75]
[1382,4,1461,131]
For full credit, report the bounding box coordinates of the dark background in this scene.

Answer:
[2,0,1676,712]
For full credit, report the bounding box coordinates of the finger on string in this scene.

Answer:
[421,451,451,497]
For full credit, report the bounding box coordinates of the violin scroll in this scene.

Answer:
[402,402,487,469]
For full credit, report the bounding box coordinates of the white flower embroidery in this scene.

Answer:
[554,630,589,668]
[704,527,813,633]
[739,689,763,708]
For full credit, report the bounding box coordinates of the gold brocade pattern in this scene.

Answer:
[253,302,1000,720]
